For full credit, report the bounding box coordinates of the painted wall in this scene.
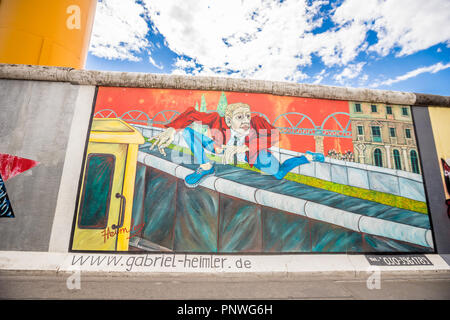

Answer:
[95,87,353,156]
[69,87,434,253]
[0,79,95,251]
[0,71,447,254]
[133,124,426,203]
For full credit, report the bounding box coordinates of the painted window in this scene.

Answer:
[405,128,412,139]
[389,127,396,137]
[371,126,382,142]
[402,107,409,116]
[386,106,392,114]
[355,103,362,112]
[410,150,420,174]
[78,154,115,229]
[374,148,383,167]
[371,104,377,113]
[393,149,402,170]
[357,125,364,135]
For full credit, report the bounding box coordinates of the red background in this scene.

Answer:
[94,87,353,154]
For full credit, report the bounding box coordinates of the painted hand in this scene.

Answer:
[305,153,314,162]
[149,127,176,156]
[221,145,249,164]
[214,146,224,155]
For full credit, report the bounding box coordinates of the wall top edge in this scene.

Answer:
[1,64,449,107]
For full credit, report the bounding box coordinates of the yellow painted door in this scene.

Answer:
[72,142,128,251]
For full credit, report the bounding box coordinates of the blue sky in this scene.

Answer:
[86,0,450,96]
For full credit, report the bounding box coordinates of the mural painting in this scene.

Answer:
[428,106,450,218]
[70,87,434,253]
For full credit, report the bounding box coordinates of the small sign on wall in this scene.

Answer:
[365,254,433,266]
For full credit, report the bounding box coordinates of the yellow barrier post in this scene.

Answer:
[0,0,97,69]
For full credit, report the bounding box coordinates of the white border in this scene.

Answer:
[0,251,448,274]
[48,85,96,252]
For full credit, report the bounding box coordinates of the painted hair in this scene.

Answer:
[224,103,250,121]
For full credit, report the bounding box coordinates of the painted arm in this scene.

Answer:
[151,107,222,156]
[165,107,222,129]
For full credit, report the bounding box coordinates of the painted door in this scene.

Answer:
[72,142,127,251]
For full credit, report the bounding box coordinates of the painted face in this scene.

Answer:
[228,106,251,136]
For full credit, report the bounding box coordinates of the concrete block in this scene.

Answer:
[215,178,258,204]
[299,161,316,177]
[345,161,368,170]
[278,148,301,157]
[142,127,153,138]
[132,126,143,134]
[172,131,183,146]
[305,202,360,232]
[347,167,370,189]
[331,164,348,185]
[398,177,426,202]
[315,162,331,181]
[366,163,398,175]
[328,158,346,166]
[396,170,423,183]
[255,189,306,216]
[359,216,430,248]
[142,153,178,176]
[368,171,400,196]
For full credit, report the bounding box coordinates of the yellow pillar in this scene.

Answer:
[0,0,97,69]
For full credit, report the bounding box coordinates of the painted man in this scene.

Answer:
[150,102,324,188]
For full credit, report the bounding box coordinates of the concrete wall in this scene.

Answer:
[0,79,95,251]
[1,64,449,107]
[0,64,449,253]
[133,124,425,202]
[136,151,433,249]
[270,147,426,202]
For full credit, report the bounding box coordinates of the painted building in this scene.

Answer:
[349,102,421,174]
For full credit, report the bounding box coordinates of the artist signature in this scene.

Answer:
[101,219,144,243]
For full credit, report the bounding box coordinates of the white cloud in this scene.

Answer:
[148,56,164,70]
[173,57,197,70]
[142,0,325,81]
[89,0,149,61]
[359,74,369,84]
[333,0,450,57]
[372,62,450,87]
[312,69,326,84]
[89,0,450,85]
[142,0,450,81]
[334,62,366,83]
